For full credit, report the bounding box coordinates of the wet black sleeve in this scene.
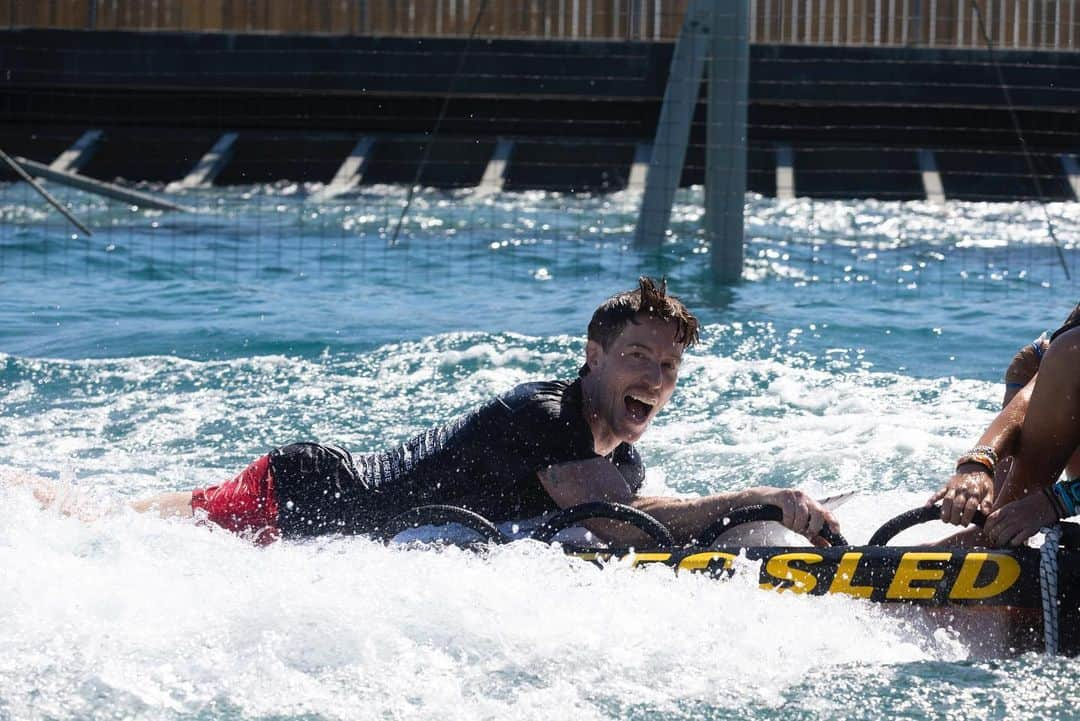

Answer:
[1050,303,1080,344]
[506,384,646,492]
[503,388,596,473]
[610,443,646,494]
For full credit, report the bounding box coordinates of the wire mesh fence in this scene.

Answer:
[1,1,1078,297]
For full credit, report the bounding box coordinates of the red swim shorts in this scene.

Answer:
[191,454,280,544]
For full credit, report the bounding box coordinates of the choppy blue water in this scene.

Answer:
[2,183,1080,720]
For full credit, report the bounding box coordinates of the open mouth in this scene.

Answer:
[624,394,655,424]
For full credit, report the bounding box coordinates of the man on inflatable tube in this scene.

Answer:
[129,276,842,546]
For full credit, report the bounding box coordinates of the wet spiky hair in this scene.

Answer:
[579,276,700,376]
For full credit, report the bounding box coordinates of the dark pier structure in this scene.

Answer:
[2,0,1079,201]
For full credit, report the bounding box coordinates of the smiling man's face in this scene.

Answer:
[582,314,683,451]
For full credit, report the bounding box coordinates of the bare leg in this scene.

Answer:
[4,470,193,520]
[995,327,1080,507]
[985,328,1080,545]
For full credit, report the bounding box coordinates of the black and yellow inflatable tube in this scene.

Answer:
[387,501,1080,654]
[568,545,1041,606]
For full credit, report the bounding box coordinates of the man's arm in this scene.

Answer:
[929,376,1033,525]
[984,331,1080,545]
[538,458,839,546]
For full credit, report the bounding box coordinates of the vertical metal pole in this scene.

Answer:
[957,0,964,46]
[1055,0,1061,47]
[929,0,937,45]
[1028,0,1034,48]
[706,0,748,282]
[87,0,98,29]
[1013,0,1019,48]
[1041,1,1048,47]
[634,0,709,248]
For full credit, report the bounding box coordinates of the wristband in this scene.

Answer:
[1045,486,1068,519]
[1052,478,1080,518]
[956,458,994,476]
[967,445,1000,467]
[956,445,999,475]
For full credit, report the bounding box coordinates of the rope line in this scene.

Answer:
[389,0,490,246]
[970,0,1071,281]
[1040,524,1062,655]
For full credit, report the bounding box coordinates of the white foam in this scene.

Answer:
[0,484,966,720]
[0,330,1018,718]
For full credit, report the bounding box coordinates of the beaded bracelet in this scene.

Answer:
[956,446,998,476]
[968,445,1000,467]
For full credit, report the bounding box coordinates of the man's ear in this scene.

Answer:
[585,340,603,371]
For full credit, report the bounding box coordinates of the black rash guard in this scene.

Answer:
[268,378,645,538]
[1050,305,1080,344]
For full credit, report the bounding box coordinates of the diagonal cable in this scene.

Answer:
[970,0,1070,280]
[389,0,490,246]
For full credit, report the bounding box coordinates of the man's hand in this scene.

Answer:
[984,491,1059,547]
[927,463,994,525]
[749,487,840,547]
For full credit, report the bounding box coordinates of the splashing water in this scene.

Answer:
[2,186,1079,720]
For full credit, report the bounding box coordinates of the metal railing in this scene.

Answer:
[2,0,1078,50]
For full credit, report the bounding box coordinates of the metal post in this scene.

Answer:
[1061,154,1080,201]
[918,149,945,203]
[633,1,710,248]
[705,0,748,282]
[776,145,795,200]
[474,138,515,196]
[50,130,103,174]
[170,132,239,190]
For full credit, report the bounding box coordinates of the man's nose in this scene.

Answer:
[643,362,662,389]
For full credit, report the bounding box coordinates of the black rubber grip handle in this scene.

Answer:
[530,501,676,546]
[700,504,849,547]
[867,504,987,546]
[383,504,511,544]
